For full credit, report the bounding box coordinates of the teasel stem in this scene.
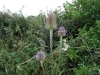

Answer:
[59,36,63,62]
[40,61,44,69]
[60,36,63,52]
[40,61,45,75]
[50,30,53,53]
[56,36,63,75]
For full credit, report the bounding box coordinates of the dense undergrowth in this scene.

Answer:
[0,0,100,75]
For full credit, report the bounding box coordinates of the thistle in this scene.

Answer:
[58,26,66,52]
[45,11,57,53]
[36,51,45,61]
[45,11,57,30]
[36,51,45,71]
[56,26,66,74]
[58,26,66,37]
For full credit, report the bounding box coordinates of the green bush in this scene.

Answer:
[0,0,100,74]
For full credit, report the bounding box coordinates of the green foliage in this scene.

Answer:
[54,0,100,37]
[0,10,47,75]
[67,21,100,75]
[0,0,100,74]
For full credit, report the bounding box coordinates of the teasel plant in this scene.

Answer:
[36,51,46,68]
[56,26,66,75]
[58,26,66,53]
[17,51,46,71]
[45,11,57,53]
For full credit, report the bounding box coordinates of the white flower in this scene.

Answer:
[62,43,70,51]
[63,39,66,42]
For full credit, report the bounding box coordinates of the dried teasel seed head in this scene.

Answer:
[45,11,57,30]
[52,50,61,58]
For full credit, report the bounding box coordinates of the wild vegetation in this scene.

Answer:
[0,0,100,75]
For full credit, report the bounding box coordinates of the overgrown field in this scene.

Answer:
[0,0,100,75]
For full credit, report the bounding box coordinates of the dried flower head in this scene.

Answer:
[58,26,66,36]
[52,50,61,58]
[45,11,57,30]
[36,51,45,61]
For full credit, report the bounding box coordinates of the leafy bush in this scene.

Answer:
[0,0,100,75]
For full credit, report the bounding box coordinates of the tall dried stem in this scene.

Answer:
[50,30,53,53]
